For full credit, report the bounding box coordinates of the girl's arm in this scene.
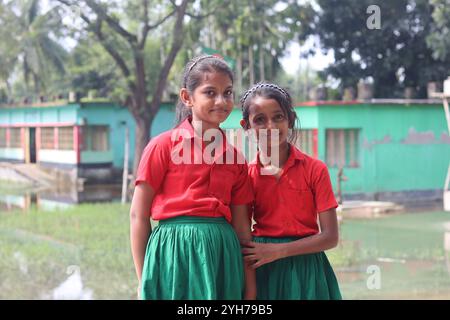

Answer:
[242,209,339,268]
[130,183,155,294]
[231,204,257,300]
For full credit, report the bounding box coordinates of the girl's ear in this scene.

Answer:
[240,119,247,129]
[180,88,193,107]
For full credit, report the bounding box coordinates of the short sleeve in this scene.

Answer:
[230,163,254,205]
[135,135,171,192]
[312,161,339,213]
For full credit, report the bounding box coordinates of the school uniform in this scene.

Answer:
[135,117,253,300]
[248,144,342,300]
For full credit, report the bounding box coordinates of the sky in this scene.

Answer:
[280,39,334,75]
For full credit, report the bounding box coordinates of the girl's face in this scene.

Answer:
[246,96,290,148]
[181,71,233,129]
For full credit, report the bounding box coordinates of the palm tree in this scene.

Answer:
[1,0,67,96]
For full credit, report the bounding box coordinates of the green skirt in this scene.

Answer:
[141,216,244,300]
[253,236,342,300]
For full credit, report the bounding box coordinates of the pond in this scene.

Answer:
[0,183,122,211]
[332,210,450,299]
[0,184,449,299]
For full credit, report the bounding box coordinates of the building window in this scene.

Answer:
[293,129,315,157]
[41,128,55,149]
[0,128,6,147]
[326,129,360,168]
[58,127,74,150]
[9,128,21,148]
[83,126,109,151]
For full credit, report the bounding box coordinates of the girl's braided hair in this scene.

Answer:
[240,82,291,108]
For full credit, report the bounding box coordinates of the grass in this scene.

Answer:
[0,203,136,299]
[1,202,450,299]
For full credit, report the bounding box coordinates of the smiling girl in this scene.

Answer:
[130,55,256,300]
[240,82,342,300]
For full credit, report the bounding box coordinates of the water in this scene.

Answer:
[332,211,450,299]
[0,184,449,299]
[0,184,122,211]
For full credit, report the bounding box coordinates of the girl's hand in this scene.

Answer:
[242,241,282,268]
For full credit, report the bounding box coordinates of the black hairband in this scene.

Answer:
[184,55,223,87]
[240,82,290,109]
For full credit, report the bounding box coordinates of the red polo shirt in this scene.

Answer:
[135,118,253,222]
[249,145,338,237]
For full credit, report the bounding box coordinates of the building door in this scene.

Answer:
[29,127,36,163]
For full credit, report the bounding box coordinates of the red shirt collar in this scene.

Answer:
[174,117,236,162]
[255,143,305,169]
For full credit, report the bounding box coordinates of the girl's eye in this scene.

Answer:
[274,114,285,121]
[205,91,215,96]
[254,117,265,124]
[224,90,233,97]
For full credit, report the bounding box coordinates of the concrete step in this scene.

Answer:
[15,164,55,183]
[0,163,55,186]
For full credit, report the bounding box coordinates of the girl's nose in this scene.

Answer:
[266,120,276,129]
[215,95,226,106]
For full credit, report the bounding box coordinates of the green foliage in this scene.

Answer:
[427,0,450,61]
[197,0,314,95]
[304,0,450,98]
[0,0,68,99]
[67,37,118,98]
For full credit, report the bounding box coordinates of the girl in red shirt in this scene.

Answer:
[130,55,256,300]
[240,82,342,300]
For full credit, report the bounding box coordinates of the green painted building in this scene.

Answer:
[0,101,175,182]
[1,99,449,202]
[222,100,450,202]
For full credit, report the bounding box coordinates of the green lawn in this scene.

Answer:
[0,203,136,299]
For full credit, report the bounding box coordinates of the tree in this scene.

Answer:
[66,36,120,98]
[302,0,450,98]
[55,0,194,175]
[199,0,313,96]
[0,0,67,97]
[427,0,450,62]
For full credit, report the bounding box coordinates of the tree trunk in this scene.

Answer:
[5,80,12,99]
[134,52,148,113]
[236,48,243,96]
[132,0,189,176]
[248,45,254,86]
[209,15,216,49]
[33,73,40,96]
[258,22,264,81]
[129,52,152,176]
[259,46,264,82]
[133,116,151,177]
